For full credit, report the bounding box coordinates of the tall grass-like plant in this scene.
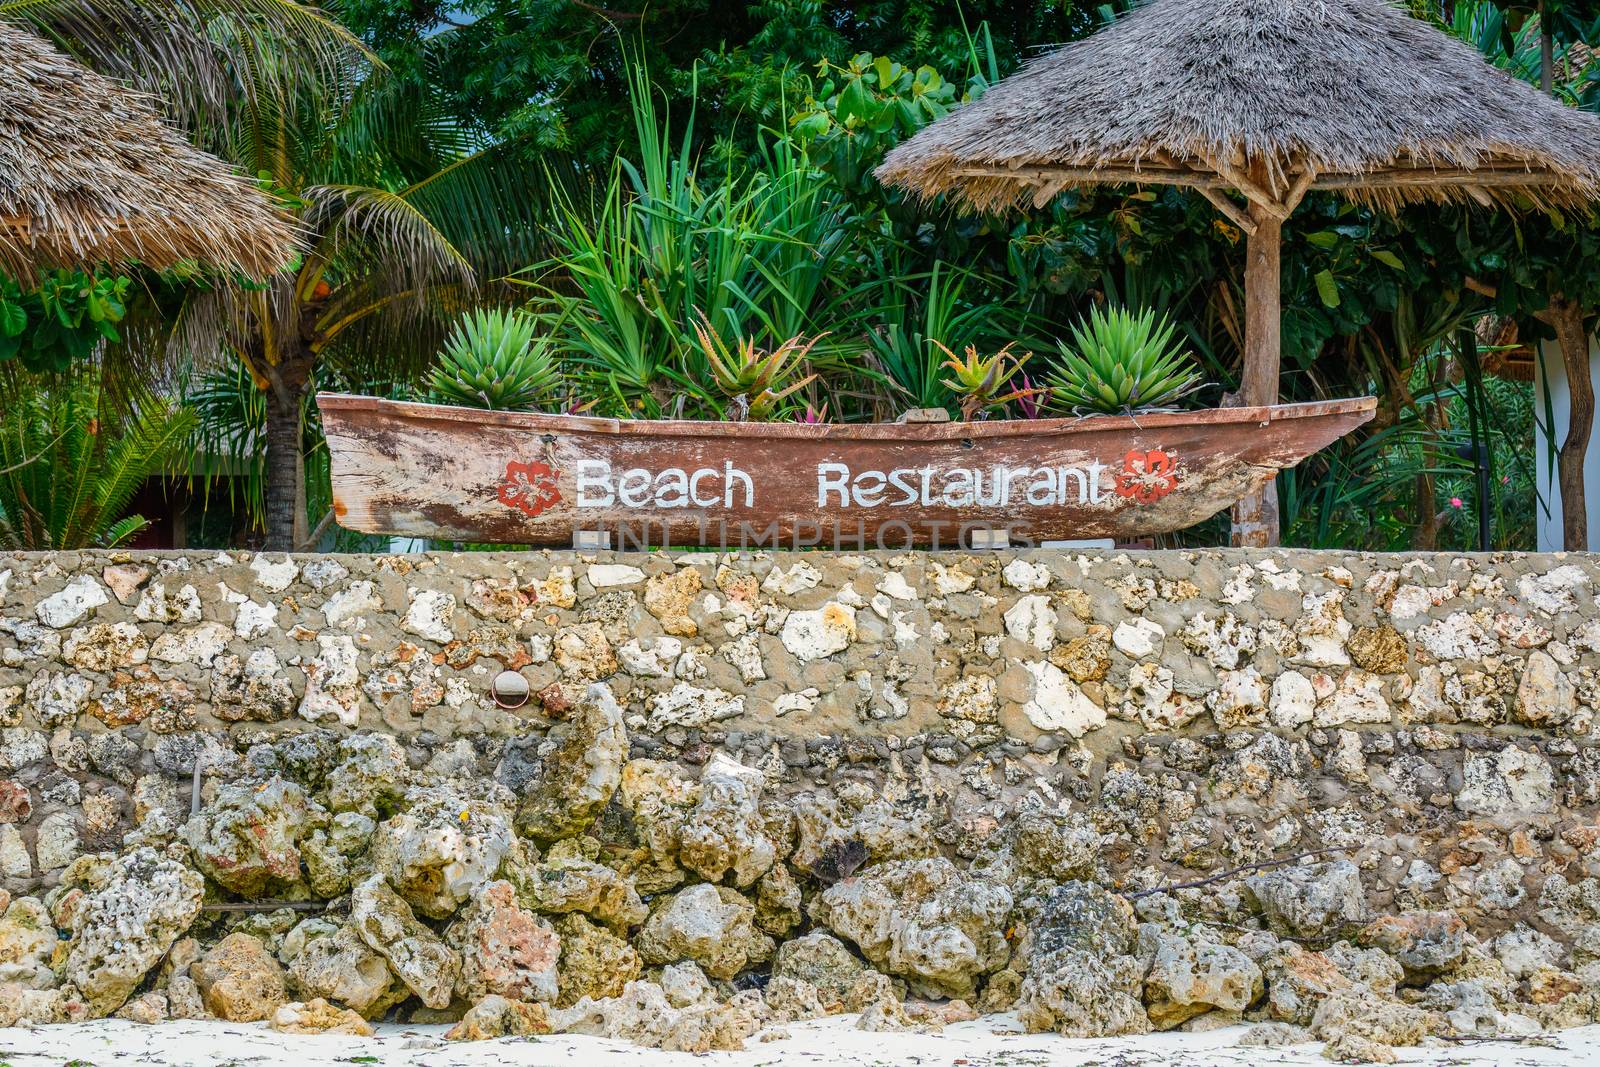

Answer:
[427,308,561,410]
[1048,306,1203,415]
[0,366,193,549]
[848,258,1029,417]
[526,62,849,418]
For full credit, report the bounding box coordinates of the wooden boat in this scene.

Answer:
[317,393,1377,547]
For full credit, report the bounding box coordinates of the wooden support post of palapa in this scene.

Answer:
[1229,195,1286,549]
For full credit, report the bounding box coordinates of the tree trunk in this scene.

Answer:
[263,350,314,551]
[1412,472,1438,551]
[1551,297,1592,551]
[1230,206,1283,548]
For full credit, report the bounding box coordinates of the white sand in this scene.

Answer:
[2,1017,1598,1067]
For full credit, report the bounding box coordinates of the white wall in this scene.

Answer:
[1535,334,1600,552]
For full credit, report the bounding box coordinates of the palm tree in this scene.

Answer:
[179,69,553,548]
[10,0,552,549]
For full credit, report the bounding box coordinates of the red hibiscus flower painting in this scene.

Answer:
[499,460,562,518]
[1113,449,1179,504]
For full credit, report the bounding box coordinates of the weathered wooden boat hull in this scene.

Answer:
[317,394,1377,546]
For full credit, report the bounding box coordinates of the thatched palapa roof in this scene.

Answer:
[1,21,297,279]
[877,0,1600,215]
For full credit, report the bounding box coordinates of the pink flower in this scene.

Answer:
[1450,497,1463,508]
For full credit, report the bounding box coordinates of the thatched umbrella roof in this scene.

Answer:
[877,0,1600,548]
[878,0,1600,216]
[1,22,297,279]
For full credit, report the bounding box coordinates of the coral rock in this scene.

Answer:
[285,923,404,1019]
[1246,861,1370,939]
[677,753,777,888]
[551,980,765,1052]
[350,875,461,1009]
[324,733,412,816]
[554,912,642,1007]
[1262,944,1357,1025]
[0,896,57,988]
[1015,881,1148,1038]
[182,777,326,897]
[63,847,204,1017]
[271,997,375,1035]
[115,991,168,1024]
[446,994,552,1040]
[447,880,561,1004]
[190,933,288,1022]
[1321,1033,1397,1063]
[511,837,646,931]
[1310,991,1432,1047]
[771,930,867,1008]
[1357,912,1468,980]
[1139,924,1263,1029]
[644,568,702,637]
[637,882,773,981]
[516,682,627,843]
[369,786,513,919]
[814,857,1012,999]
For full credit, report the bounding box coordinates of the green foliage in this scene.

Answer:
[791,52,961,194]
[1280,347,1537,552]
[19,0,1591,553]
[1450,0,1600,103]
[331,0,1090,166]
[526,62,850,417]
[1048,306,1203,415]
[0,366,193,549]
[841,257,1036,417]
[427,308,562,411]
[0,271,130,373]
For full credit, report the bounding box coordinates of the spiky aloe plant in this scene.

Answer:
[934,341,1038,421]
[1048,307,1203,415]
[427,308,562,411]
[691,314,819,421]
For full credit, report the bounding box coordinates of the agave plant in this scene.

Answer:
[1048,306,1204,416]
[691,314,819,421]
[934,341,1038,421]
[428,308,562,411]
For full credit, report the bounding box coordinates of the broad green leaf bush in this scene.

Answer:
[0,271,129,373]
[0,365,193,549]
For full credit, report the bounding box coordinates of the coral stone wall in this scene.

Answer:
[5,548,1600,1049]
[0,550,1593,895]
[0,548,1598,896]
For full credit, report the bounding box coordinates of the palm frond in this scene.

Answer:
[0,361,192,549]
[301,184,476,306]
[4,0,375,132]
